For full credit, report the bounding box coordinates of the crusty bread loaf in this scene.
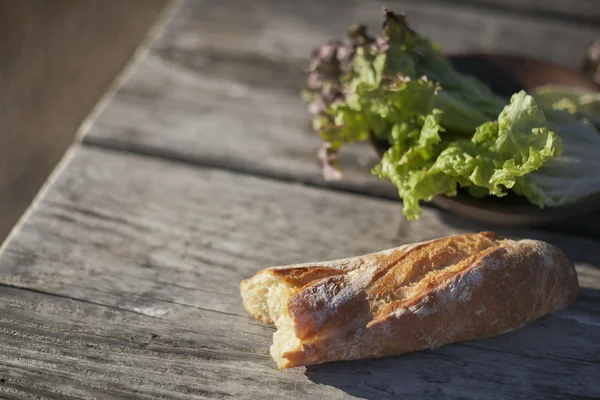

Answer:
[240,232,578,369]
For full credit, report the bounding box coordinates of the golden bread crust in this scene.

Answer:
[240,232,578,368]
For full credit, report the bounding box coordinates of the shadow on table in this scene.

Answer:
[304,352,443,399]
[437,212,600,268]
[574,287,600,314]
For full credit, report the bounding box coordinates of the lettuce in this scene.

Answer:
[512,107,600,207]
[375,91,561,218]
[302,9,598,219]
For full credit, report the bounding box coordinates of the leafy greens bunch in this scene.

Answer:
[303,9,600,219]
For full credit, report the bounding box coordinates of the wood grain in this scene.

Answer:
[85,48,392,198]
[461,0,600,24]
[0,146,598,398]
[156,0,599,67]
[83,0,600,233]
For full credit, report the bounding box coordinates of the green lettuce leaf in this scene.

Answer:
[307,9,507,180]
[302,9,572,219]
[512,106,600,207]
[375,91,561,219]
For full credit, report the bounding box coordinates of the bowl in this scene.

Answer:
[371,53,600,226]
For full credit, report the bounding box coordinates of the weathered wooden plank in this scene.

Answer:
[85,53,393,198]
[0,146,599,398]
[0,286,326,399]
[155,0,599,67]
[461,0,600,24]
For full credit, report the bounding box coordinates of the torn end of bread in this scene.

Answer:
[240,271,302,368]
[240,232,578,369]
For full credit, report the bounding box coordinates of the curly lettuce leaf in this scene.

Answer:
[308,9,509,180]
[321,69,440,148]
[373,110,453,219]
[375,92,561,219]
[512,106,600,207]
[378,10,505,130]
[302,9,573,218]
[472,91,562,195]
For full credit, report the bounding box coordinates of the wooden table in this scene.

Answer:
[1,1,599,398]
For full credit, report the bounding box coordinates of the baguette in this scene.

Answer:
[240,232,578,369]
